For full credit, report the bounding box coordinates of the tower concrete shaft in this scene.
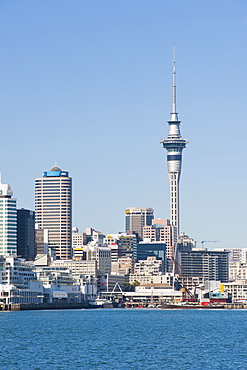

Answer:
[161,57,187,235]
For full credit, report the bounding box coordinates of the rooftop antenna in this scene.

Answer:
[172,46,177,119]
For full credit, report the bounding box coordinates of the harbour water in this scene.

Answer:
[1,308,247,369]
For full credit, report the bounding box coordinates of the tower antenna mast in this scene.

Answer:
[172,46,177,116]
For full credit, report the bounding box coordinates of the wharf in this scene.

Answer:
[1,302,247,311]
[162,303,247,309]
[0,302,90,311]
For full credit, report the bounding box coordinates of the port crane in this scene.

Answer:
[172,257,198,301]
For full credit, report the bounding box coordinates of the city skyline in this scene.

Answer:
[1,1,247,249]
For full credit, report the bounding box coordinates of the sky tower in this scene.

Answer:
[161,53,188,236]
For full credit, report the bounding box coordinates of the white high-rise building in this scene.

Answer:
[0,178,17,255]
[35,166,72,260]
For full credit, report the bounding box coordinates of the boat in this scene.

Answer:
[89,297,113,309]
[161,303,224,309]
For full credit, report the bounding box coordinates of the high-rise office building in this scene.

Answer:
[35,166,72,259]
[161,55,187,235]
[177,248,229,283]
[125,207,154,240]
[105,233,137,262]
[17,209,36,261]
[0,178,17,255]
[143,219,177,259]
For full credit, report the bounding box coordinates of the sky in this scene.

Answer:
[1,0,247,249]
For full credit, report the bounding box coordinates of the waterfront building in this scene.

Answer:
[125,207,154,240]
[177,248,229,283]
[223,280,247,302]
[35,259,97,300]
[0,178,17,255]
[35,166,72,260]
[17,209,36,261]
[34,265,82,303]
[0,255,43,304]
[135,241,166,272]
[124,283,182,303]
[161,55,187,236]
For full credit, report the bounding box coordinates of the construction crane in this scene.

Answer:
[200,240,221,247]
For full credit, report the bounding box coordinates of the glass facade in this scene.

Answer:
[135,242,166,272]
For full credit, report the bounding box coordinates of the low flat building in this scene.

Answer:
[134,256,163,275]
[223,280,247,302]
[124,283,182,303]
[51,259,97,276]
[129,273,174,287]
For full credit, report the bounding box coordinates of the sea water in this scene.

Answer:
[0,309,247,369]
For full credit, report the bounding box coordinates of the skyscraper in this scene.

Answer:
[161,54,187,236]
[125,207,154,240]
[143,219,177,261]
[35,166,72,259]
[17,208,36,261]
[0,178,17,255]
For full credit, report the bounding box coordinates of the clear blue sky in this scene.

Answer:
[1,1,247,249]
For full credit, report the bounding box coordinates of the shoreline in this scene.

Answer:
[1,302,247,311]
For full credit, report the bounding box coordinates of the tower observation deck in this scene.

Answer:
[161,55,188,235]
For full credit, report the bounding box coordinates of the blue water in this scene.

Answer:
[0,309,247,369]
